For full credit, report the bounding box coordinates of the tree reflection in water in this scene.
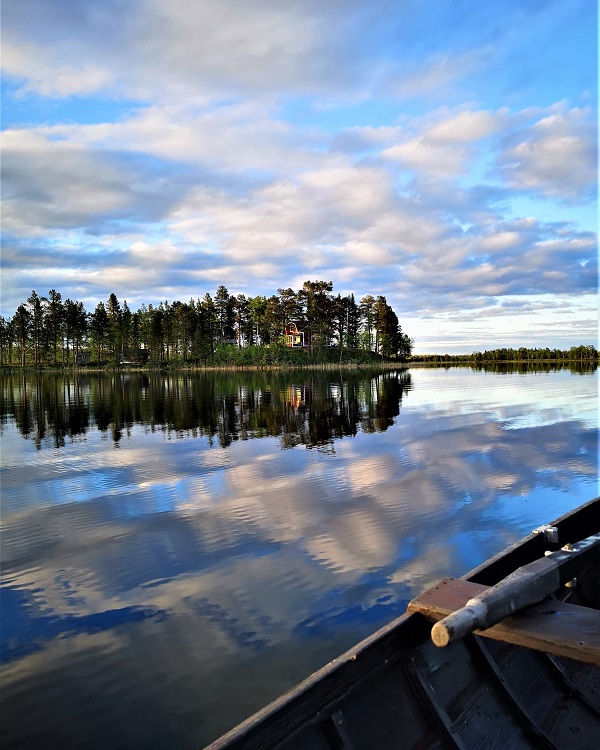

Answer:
[1,369,412,451]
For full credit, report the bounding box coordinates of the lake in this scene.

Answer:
[0,366,597,749]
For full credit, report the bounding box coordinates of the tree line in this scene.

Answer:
[411,345,598,364]
[0,281,413,367]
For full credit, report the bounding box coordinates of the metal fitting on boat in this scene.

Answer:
[533,525,559,544]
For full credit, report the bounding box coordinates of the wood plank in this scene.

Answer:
[408,578,600,666]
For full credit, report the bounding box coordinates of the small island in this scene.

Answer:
[2,281,413,369]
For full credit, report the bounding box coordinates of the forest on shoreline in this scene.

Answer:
[1,281,412,368]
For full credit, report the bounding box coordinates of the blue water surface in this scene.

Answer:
[0,367,597,749]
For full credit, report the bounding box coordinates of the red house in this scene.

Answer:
[284,322,304,347]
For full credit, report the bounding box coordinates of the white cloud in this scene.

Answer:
[1,0,391,102]
[1,130,137,235]
[480,231,521,252]
[1,40,113,97]
[427,110,503,143]
[381,108,505,176]
[167,160,451,272]
[499,108,596,200]
[31,103,320,179]
[342,241,395,265]
[382,136,469,176]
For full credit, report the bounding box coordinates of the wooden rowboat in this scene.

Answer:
[206,497,600,749]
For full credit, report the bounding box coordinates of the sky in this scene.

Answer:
[1,0,597,354]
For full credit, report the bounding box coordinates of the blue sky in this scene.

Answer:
[1,0,597,353]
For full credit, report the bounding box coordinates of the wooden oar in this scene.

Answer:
[424,533,600,648]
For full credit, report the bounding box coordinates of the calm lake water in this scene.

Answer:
[1,366,597,748]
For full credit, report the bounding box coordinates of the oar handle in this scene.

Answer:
[431,556,559,647]
[432,600,487,647]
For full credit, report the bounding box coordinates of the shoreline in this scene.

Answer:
[0,358,596,375]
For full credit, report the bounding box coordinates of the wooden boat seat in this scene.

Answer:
[408,577,600,666]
